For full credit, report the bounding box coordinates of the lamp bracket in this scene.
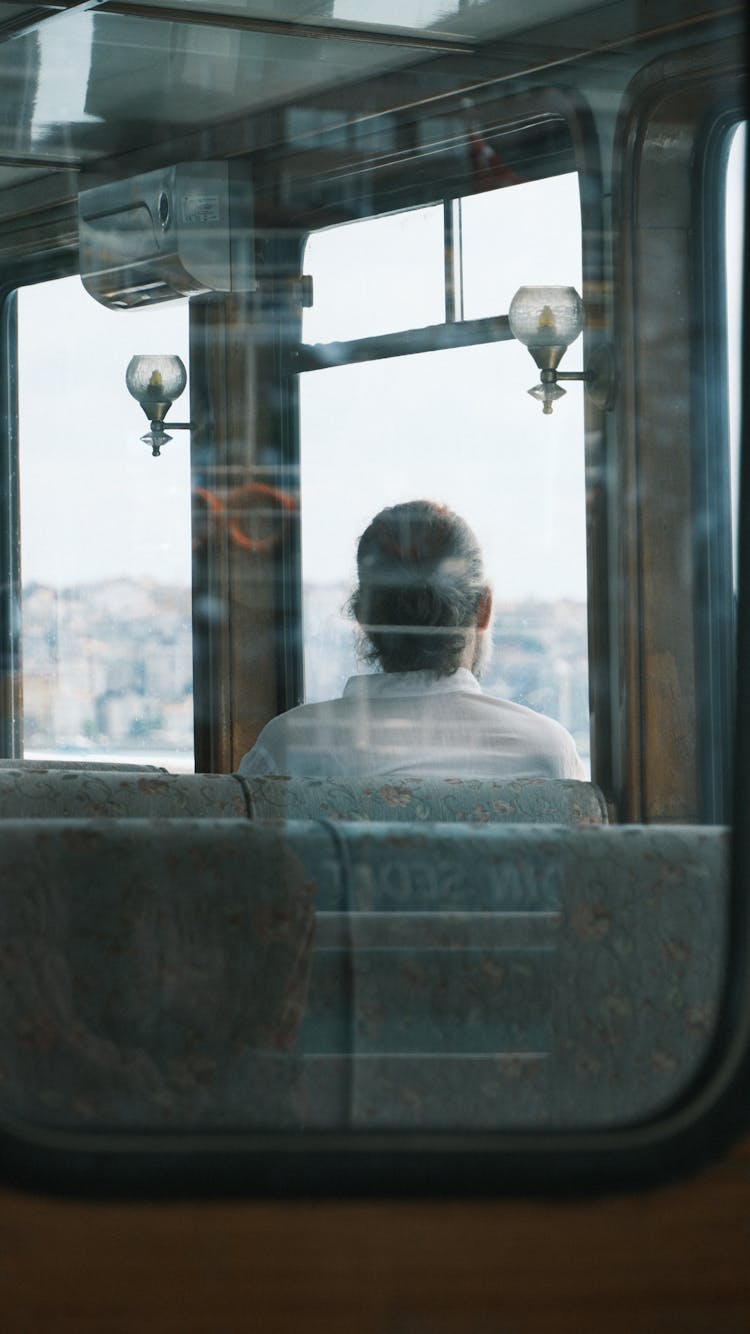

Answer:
[582,343,616,411]
[140,420,193,457]
[543,345,616,410]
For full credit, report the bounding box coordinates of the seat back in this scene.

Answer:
[283,822,726,1129]
[241,774,608,825]
[0,819,313,1129]
[0,818,725,1134]
[0,769,607,826]
[0,758,166,771]
[0,770,249,818]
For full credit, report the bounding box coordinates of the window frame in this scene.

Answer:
[284,84,611,785]
[296,182,590,749]
[613,37,745,823]
[691,109,744,824]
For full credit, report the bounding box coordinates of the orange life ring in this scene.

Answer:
[192,482,297,553]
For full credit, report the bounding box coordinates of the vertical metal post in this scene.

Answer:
[189,246,305,772]
[443,198,456,324]
[455,198,465,321]
[0,291,22,757]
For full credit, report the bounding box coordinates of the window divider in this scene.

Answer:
[296,312,512,373]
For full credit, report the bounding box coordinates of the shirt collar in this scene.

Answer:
[342,669,482,699]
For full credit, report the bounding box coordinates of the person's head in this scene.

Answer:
[350,500,493,677]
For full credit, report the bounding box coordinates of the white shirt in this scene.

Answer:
[239,669,585,781]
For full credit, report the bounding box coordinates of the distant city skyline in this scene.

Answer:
[23,572,590,770]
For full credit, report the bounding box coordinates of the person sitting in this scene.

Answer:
[239,499,585,780]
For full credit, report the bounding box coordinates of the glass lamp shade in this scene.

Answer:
[126,355,187,406]
[508,287,583,349]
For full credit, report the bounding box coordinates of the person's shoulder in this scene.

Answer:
[244,694,349,746]
[257,695,349,740]
[499,694,573,736]
[471,690,561,727]
[237,701,319,775]
[472,691,584,769]
[238,694,354,776]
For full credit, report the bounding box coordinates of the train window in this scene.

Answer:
[300,174,589,771]
[16,276,194,769]
[459,175,583,321]
[303,206,445,343]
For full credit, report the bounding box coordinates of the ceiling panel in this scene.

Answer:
[0,0,738,202]
[104,0,608,43]
[0,3,56,19]
[0,2,44,18]
[0,13,416,172]
[0,0,618,176]
[0,2,89,41]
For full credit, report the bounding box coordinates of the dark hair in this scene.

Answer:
[350,500,487,675]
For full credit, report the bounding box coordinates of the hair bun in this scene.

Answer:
[351,500,487,675]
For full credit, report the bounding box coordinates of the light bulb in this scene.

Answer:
[126,355,187,406]
[508,287,583,349]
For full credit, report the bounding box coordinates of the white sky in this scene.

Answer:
[17,141,745,600]
[18,285,192,587]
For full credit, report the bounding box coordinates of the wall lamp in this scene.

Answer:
[508,286,615,415]
[126,355,191,456]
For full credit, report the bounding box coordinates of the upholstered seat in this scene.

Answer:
[0,769,607,825]
[240,773,609,825]
[0,818,725,1135]
[0,758,166,771]
[0,819,313,1130]
[0,770,250,818]
[285,822,726,1129]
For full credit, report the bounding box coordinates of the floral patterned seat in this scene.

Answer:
[0,818,727,1137]
[0,819,313,1130]
[283,822,727,1130]
[0,770,250,818]
[0,770,608,827]
[0,758,166,770]
[240,774,608,825]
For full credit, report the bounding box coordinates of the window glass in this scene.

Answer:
[300,175,589,772]
[17,276,194,769]
[459,173,582,320]
[302,205,445,343]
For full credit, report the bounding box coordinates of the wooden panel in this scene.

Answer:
[189,283,302,773]
[1,1135,749,1332]
[613,46,744,822]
